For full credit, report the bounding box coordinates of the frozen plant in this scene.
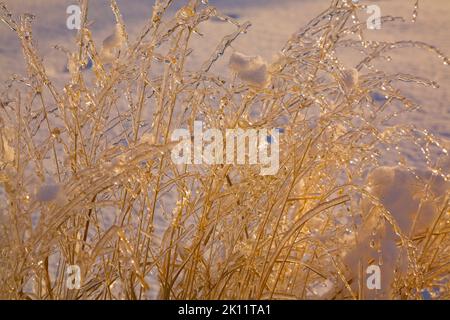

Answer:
[0,0,449,300]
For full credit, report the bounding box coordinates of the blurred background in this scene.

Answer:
[1,0,449,141]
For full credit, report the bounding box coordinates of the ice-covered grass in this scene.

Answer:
[0,0,449,300]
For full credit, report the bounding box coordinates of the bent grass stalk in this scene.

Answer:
[0,0,449,299]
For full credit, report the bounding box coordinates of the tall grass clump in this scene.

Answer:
[0,0,449,299]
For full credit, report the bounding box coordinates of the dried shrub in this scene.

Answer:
[0,0,449,299]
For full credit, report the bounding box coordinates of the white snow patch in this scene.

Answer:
[229,51,270,87]
[340,166,449,299]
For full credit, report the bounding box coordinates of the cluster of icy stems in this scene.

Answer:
[0,0,449,300]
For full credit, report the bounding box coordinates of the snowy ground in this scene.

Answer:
[1,0,449,140]
[1,0,449,299]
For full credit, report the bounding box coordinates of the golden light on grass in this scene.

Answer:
[0,0,449,300]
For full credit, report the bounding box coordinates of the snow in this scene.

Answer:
[1,0,449,299]
[341,166,449,299]
[229,51,270,87]
[36,182,62,202]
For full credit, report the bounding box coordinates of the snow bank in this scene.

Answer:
[229,51,270,87]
